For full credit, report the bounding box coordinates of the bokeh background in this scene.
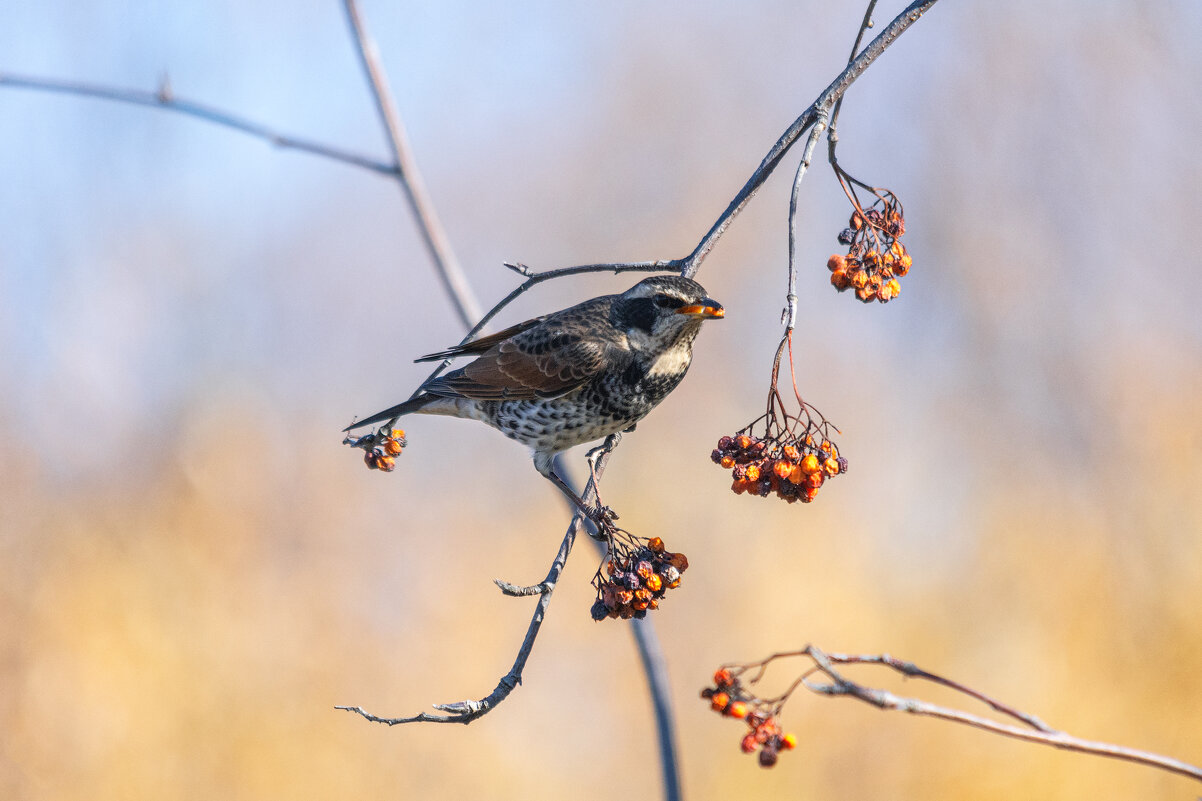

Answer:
[2,1,1200,798]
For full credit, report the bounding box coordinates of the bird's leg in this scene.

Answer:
[584,432,622,522]
[534,450,617,537]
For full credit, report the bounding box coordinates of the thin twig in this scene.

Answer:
[784,117,828,331]
[800,645,1202,784]
[341,0,482,330]
[0,72,396,175]
[337,439,618,725]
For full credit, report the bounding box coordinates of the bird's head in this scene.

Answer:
[613,275,724,351]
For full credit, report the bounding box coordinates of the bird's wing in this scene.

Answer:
[414,316,548,363]
[421,299,623,401]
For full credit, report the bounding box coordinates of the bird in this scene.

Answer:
[344,274,724,514]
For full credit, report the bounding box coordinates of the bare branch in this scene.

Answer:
[713,644,1202,784]
[340,0,483,330]
[338,437,618,725]
[0,71,397,175]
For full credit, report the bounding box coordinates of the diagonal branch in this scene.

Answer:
[0,71,397,175]
[341,0,482,330]
[794,645,1202,784]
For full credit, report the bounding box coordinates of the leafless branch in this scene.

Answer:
[337,437,618,725]
[0,71,396,175]
[717,644,1202,784]
[340,0,482,330]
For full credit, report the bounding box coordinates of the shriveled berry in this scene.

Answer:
[590,600,609,621]
[384,438,403,456]
[758,747,779,767]
[645,573,663,592]
[741,733,759,754]
[827,254,846,272]
[717,435,734,450]
[661,565,680,584]
[837,228,855,245]
[800,454,821,475]
[773,460,793,479]
[782,444,800,461]
[668,552,689,571]
[364,450,380,469]
[744,463,761,482]
[714,668,733,687]
[823,456,840,476]
[735,434,752,451]
[647,536,665,553]
[837,456,849,473]
[720,455,736,469]
[710,448,723,464]
[376,455,397,472]
[710,691,730,711]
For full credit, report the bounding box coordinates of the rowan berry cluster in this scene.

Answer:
[710,425,846,503]
[361,428,406,472]
[828,191,911,303]
[701,668,798,768]
[591,534,688,621]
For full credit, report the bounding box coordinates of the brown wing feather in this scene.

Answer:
[419,297,623,401]
[414,316,547,362]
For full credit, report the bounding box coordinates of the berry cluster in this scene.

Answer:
[701,669,798,768]
[711,427,846,504]
[362,428,406,472]
[828,191,911,304]
[591,534,688,621]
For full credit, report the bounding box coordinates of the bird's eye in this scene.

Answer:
[653,294,685,309]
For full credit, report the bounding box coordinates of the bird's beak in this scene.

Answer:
[676,298,725,319]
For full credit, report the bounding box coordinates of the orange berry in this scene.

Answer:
[668,552,689,571]
[886,278,901,297]
[714,668,733,687]
[711,691,730,711]
[741,733,759,754]
[727,701,748,719]
[720,455,736,469]
[826,254,846,272]
[645,574,663,592]
[802,486,820,502]
[390,429,405,439]
[782,444,800,461]
[647,536,665,553]
[745,463,761,482]
[735,434,752,450]
[632,599,649,611]
[773,460,792,479]
[667,577,682,589]
[731,479,746,495]
[850,269,869,290]
[896,253,913,275]
[800,454,821,475]
[855,286,874,302]
[782,733,798,750]
[850,210,864,230]
[376,455,396,472]
[830,269,850,291]
[823,456,840,476]
[788,464,804,485]
[805,470,825,489]
[384,439,403,456]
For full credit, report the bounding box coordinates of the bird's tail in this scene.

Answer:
[342,395,431,432]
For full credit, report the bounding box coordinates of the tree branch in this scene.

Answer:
[340,0,482,330]
[0,71,397,175]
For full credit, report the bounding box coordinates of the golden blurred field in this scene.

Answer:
[2,2,1200,799]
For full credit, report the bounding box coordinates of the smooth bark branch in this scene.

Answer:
[0,72,396,174]
[799,645,1202,784]
[340,0,483,330]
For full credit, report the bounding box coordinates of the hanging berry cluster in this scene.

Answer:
[712,334,846,503]
[711,430,845,503]
[701,668,798,768]
[828,188,911,304]
[359,428,406,472]
[591,534,688,621]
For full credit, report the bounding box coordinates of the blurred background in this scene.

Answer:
[2,1,1201,798]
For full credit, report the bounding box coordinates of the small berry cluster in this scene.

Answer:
[591,535,688,621]
[362,428,406,472]
[710,428,846,504]
[701,668,797,768]
[828,191,911,303]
